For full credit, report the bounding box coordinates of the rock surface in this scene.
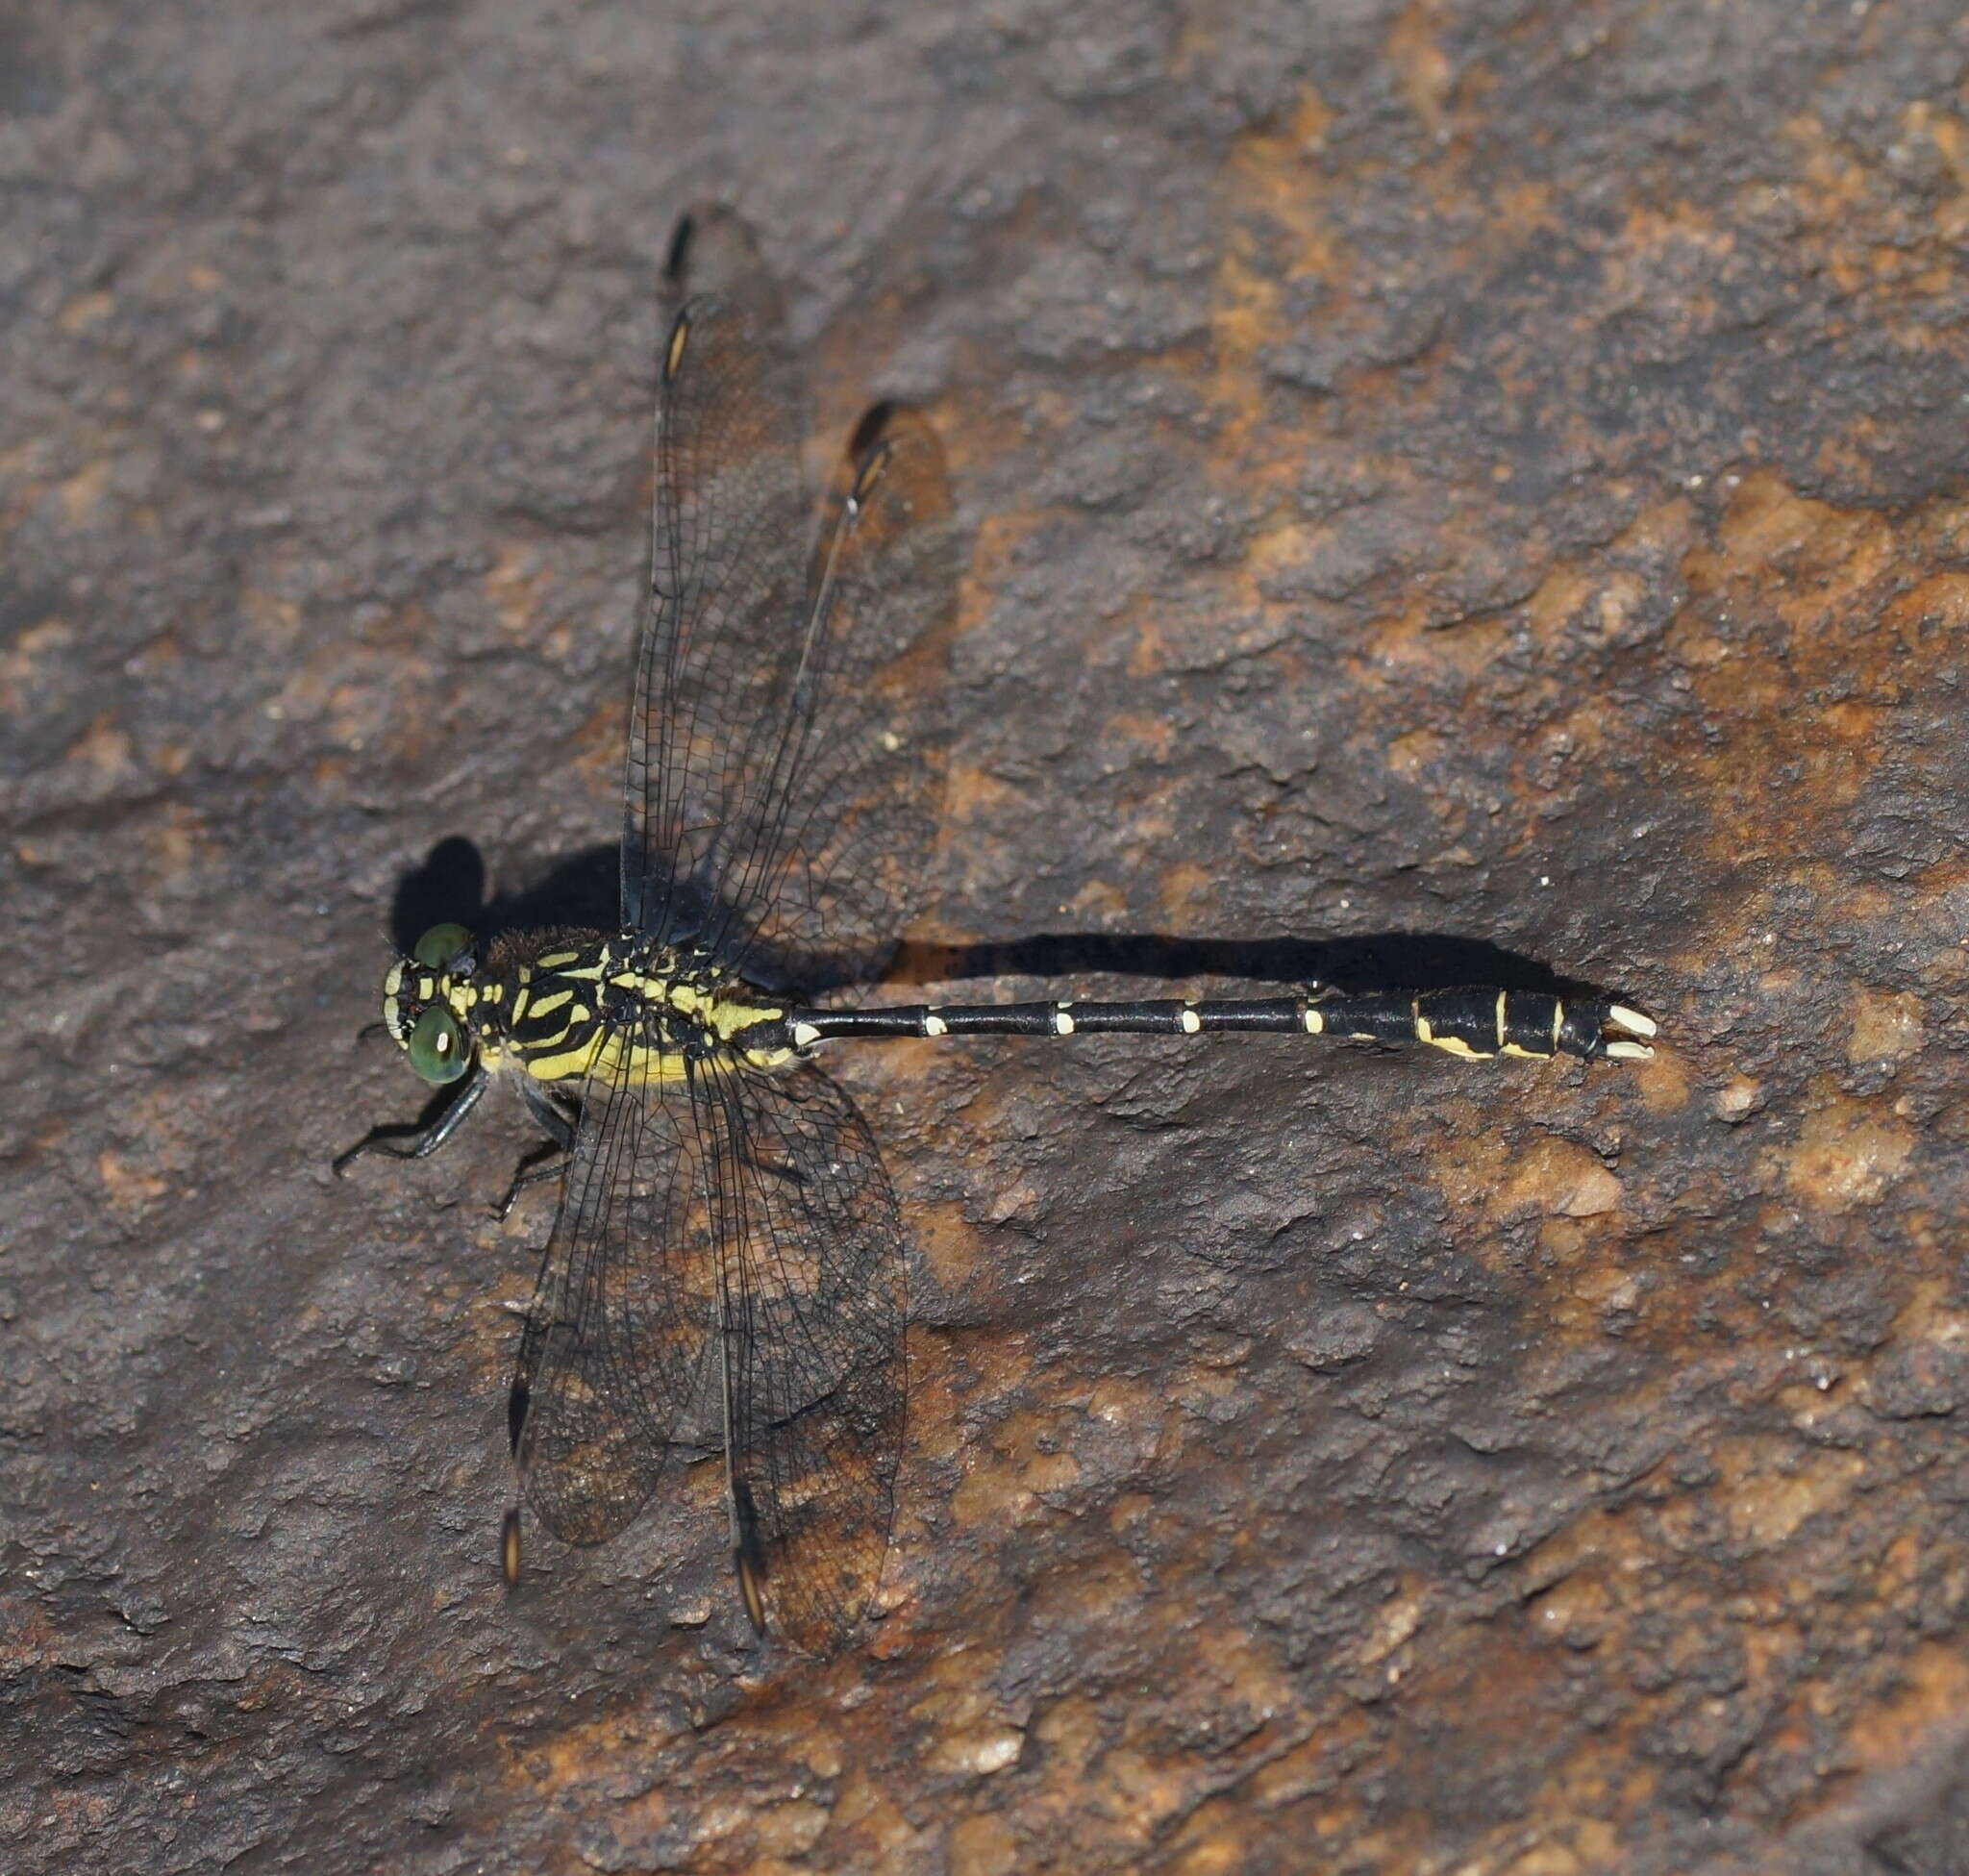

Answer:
[4,2,1967,1871]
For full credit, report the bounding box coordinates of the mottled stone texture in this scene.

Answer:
[4,1,1967,1871]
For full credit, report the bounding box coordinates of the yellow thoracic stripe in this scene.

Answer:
[525,1031,692,1086]
[427,952,792,1086]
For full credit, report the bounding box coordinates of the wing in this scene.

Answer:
[711,402,958,989]
[622,208,810,949]
[508,1069,715,1546]
[689,1056,907,1653]
[622,209,958,987]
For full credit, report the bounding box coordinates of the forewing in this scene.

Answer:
[510,1071,716,1546]
[621,209,958,983]
[621,210,812,943]
[691,1057,907,1652]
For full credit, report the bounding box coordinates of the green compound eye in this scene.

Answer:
[406,1005,469,1085]
[413,923,474,970]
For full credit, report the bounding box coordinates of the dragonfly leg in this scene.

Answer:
[493,1081,579,1219]
[739,1139,809,1187]
[333,1067,487,1176]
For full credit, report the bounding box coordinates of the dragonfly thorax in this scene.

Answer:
[382,927,794,1090]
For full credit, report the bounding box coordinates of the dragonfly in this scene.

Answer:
[337,209,1657,1653]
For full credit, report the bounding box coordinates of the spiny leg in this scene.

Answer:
[333,1067,488,1176]
[493,1081,581,1221]
[733,1476,769,1636]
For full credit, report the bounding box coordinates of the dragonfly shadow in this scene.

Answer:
[387,838,620,957]
[386,837,888,992]
[387,843,1620,1006]
[886,931,1620,1006]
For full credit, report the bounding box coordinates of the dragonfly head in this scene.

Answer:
[382,922,480,1085]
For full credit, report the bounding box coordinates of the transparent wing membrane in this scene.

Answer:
[623,213,956,987]
[511,210,946,1645]
[621,221,810,943]
[509,1073,712,1546]
[711,402,957,988]
[510,1053,904,1652]
[694,1061,906,1651]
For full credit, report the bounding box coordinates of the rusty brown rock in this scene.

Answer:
[4,2,1968,1872]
